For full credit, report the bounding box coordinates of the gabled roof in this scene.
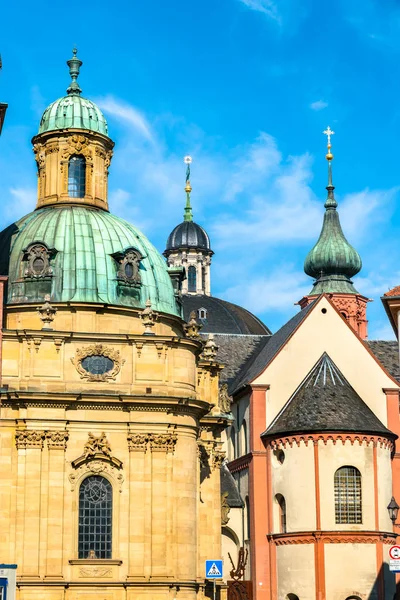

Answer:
[262,353,395,439]
[367,341,400,383]
[229,300,316,394]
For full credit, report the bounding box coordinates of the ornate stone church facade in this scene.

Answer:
[0,51,231,600]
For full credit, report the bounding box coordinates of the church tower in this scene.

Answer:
[299,128,370,339]
[0,50,230,600]
[164,157,213,296]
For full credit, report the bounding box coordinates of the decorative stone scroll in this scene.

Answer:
[69,461,124,492]
[198,440,225,472]
[127,431,177,454]
[71,432,122,470]
[71,343,125,382]
[15,430,45,449]
[46,430,69,450]
[23,242,56,278]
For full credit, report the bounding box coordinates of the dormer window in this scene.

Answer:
[68,155,86,198]
[112,247,144,287]
[23,242,56,278]
[198,307,207,320]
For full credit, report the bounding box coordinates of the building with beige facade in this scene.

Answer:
[0,50,233,600]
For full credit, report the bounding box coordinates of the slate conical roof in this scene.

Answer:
[304,136,361,295]
[262,353,394,438]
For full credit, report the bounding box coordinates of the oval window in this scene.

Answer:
[81,355,114,375]
[125,263,134,278]
[32,257,45,274]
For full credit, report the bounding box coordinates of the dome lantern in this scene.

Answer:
[164,158,213,296]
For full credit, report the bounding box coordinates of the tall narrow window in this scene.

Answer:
[334,466,362,524]
[68,155,86,198]
[276,494,287,533]
[241,419,248,455]
[188,266,196,292]
[78,475,112,559]
[245,496,251,540]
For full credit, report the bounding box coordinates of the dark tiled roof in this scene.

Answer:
[367,340,400,383]
[263,353,394,438]
[220,462,244,508]
[165,221,211,251]
[182,295,271,335]
[210,334,270,386]
[230,302,316,395]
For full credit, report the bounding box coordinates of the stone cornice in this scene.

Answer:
[268,530,397,545]
[0,390,212,417]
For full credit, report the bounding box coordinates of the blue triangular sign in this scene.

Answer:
[207,563,221,576]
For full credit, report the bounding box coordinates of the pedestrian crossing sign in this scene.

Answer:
[205,560,223,579]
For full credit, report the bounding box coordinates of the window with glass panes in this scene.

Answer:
[188,266,196,292]
[68,155,86,198]
[78,475,112,559]
[334,466,362,524]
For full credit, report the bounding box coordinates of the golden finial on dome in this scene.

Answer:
[323,126,335,161]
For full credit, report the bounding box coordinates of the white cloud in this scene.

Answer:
[310,100,328,111]
[96,95,155,144]
[237,0,281,22]
[6,187,36,221]
[339,187,398,242]
[222,265,310,313]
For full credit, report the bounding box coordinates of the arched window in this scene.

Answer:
[79,475,112,559]
[68,155,86,198]
[286,595,300,600]
[241,419,248,455]
[245,496,251,540]
[276,493,287,533]
[334,466,362,524]
[230,426,236,460]
[198,307,207,320]
[188,266,196,292]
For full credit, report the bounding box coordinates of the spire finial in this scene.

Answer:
[323,126,337,209]
[66,47,82,96]
[183,155,193,222]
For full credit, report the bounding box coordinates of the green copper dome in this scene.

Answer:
[0,206,180,317]
[38,49,108,137]
[304,154,362,296]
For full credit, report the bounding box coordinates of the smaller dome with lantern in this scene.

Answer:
[38,49,109,137]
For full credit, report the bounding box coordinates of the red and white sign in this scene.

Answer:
[389,546,400,560]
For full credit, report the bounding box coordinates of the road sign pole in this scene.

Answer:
[213,578,216,600]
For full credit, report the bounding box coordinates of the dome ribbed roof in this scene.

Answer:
[39,95,108,136]
[0,206,180,317]
[165,221,211,252]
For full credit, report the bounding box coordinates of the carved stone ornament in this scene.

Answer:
[79,567,112,578]
[213,450,225,470]
[84,432,112,459]
[61,134,93,163]
[23,242,56,278]
[221,491,231,525]
[139,299,158,335]
[200,334,218,361]
[69,460,124,492]
[46,430,69,450]
[219,383,232,414]
[183,310,202,339]
[37,294,57,329]
[15,430,45,449]
[112,247,143,287]
[71,343,125,382]
[127,431,177,453]
[33,143,46,171]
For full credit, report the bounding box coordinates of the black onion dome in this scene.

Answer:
[165,221,212,252]
[182,295,271,335]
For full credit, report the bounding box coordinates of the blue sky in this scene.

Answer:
[1,0,400,338]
